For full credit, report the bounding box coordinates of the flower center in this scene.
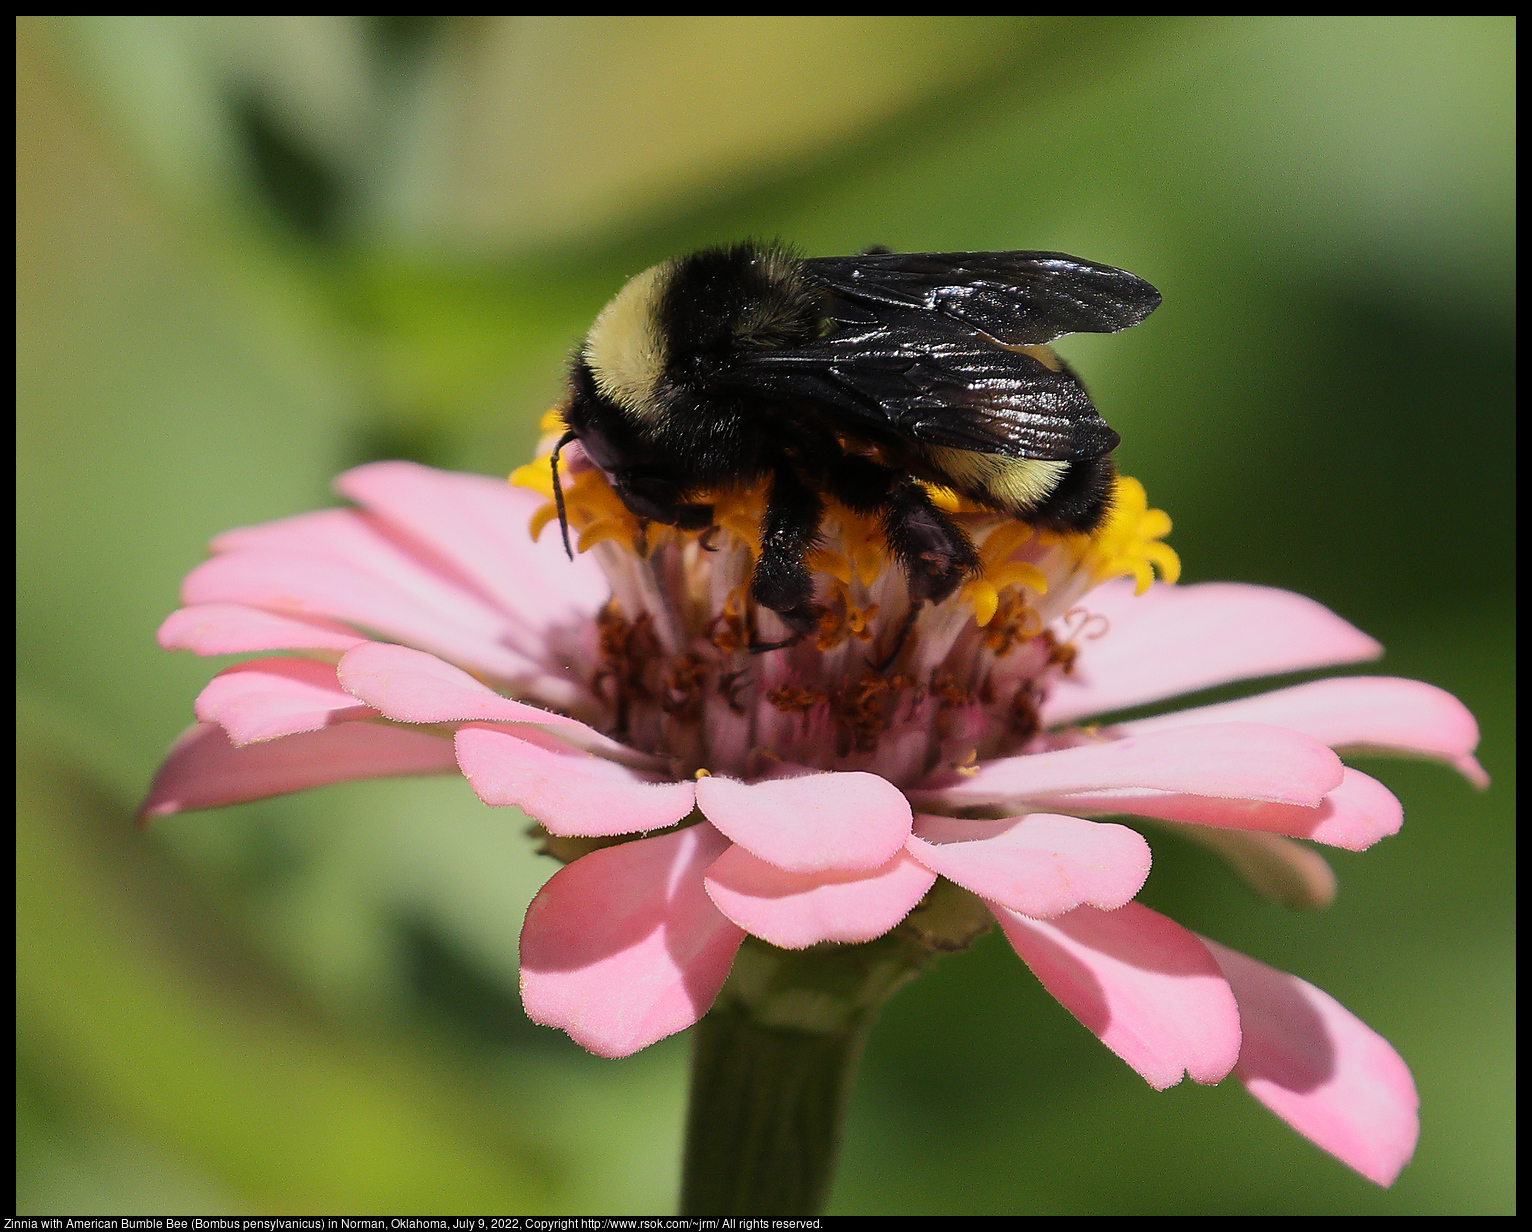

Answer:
[511,409,1177,784]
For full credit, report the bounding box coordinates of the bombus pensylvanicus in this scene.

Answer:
[553,241,1160,649]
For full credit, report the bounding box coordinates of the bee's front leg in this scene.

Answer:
[749,463,825,652]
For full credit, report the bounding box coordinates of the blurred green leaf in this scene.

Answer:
[16,733,558,1213]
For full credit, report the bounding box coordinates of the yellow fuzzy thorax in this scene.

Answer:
[510,408,1179,629]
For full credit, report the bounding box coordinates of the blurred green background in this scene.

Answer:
[16,16,1513,1215]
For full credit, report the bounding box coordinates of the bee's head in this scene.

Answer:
[564,354,660,478]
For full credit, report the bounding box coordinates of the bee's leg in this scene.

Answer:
[749,464,825,652]
[877,481,981,670]
[879,477,980,607]
[821,454,978,670]
[823,453,979,600]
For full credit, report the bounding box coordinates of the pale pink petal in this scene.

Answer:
[1116,677,1488,788]
[335,462,609,628]
[138,721,457,819]
[454,724,695,837]
[158,603,367,656]
[519,823,744,1058]
[703,844,935,948]
[1042,582,1382,726]
[694,772,913,874]
[908,813,1151,917]
[1162,824,1338,910]
[209,504,372,556]
[337,642,651,765]
[338,642,572,727]
[1203,938,1419,1186]
[194,502,580,694]
[195,658,376,745]
[1030,767,1402,852]
[182,539,539,685]
[995,902,1242,1090]
[916,724,1344,813]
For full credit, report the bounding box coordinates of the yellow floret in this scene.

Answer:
[512,444,1177,617]
[1074,475,1181,593]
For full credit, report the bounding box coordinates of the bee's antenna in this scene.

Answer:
[550,430,577,561]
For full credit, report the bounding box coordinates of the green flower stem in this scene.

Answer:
[681,991,871,1217]
[679,882,994,1216]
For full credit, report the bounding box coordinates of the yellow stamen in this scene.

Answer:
[529,502,560,541]
[823,500,886,587]
[979,520,1035,563]
[987,560,1049,595]
[807,545,853,585]
[814,583,881,650]
[512,452,1177,620]
[965,580,1001,627]
[509,458,555,498]
[1068,475,1181,593]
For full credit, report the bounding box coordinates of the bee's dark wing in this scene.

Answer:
[801,250,1160,346]
[713,327,1119,461]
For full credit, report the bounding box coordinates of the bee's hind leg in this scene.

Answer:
[879,477,980,609]
[821,456,980,669]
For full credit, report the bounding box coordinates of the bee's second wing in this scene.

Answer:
[714,328,1119,462]
[802,250,1160,347]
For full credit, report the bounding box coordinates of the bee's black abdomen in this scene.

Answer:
[1027,455,1118,533]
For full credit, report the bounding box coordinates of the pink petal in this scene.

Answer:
[917,724,1344,812]
[1117,676,1488,788]
[1030,767,1402,852]
[337,641,652,765]
[694,771,913,874]
[186,509,541,684]
[454,723,696,837]
[138,721,457,819]
[338,641,570,726]
[519,823,744,1058]
[158,603,367,655]
[335,462,609,629]
[995,902,1242,1090]
[1042,582,1382,726]
[195,658,376,745]
[703,844,935,949]
[1203,938,1419,1186]
[908,813,1151,917]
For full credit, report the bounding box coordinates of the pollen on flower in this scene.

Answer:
[982,593,1044,656]
[510,434,1179,776]
[766,685,829,714]
[814,584,879,651]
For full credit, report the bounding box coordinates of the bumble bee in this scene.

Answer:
[553,241,1160,649]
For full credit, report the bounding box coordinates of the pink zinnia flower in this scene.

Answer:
[143,437,1485,1190]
